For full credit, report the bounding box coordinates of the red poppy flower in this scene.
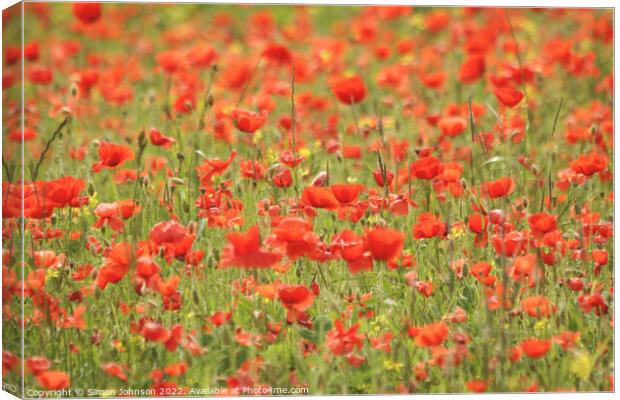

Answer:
[272,168,293,188]
[330,75,367,105]
[8,127,37,142]
[141,321,171,342]
[26,356,51,376]
[528,212,557,237]
[365,228,404,261]
[102,363,128,382]
[39,176,86,208]
[29,66,53,85]
[262,43,292,65]
[494,86,524,107]
[411,156,441,180]
[93,203,124,232]
[521,296,555,318]
[149,128,176,148]
[569,152,608,176]
[96,242,134,289]
[437,117,467,137]
[520,338,552,359]
[481,176,514,198]
[92,142,135,173]
[219,225,282,269]
[410,322,449,347]
[459,55,485,83]
[231,109,268,133]
[73,2,102,24]
[466,380,487,393]
[468,213,488,234]
[36,370,70,390]
[301,186,340,210]
[412,213,446,239]
[326,319,365,355]
[278,285,314,311]
[331,183,364,205]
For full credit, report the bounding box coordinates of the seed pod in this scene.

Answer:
[460,178,468,190]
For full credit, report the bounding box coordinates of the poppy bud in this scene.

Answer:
[182,201,189,213]
[531,164,540,175]
[211,63,218,73]
[521,197,528,208]
[147,89,156,105]
[187,221,197,235]
[460,178,468,190]
[140,175,149,187]
[590,124,597,135]
[70,82,79,97]
[87,182,96,196]
[138,130,146,147]
[206,93,214,107]
[177,152,185,162]
[169,177,185,186]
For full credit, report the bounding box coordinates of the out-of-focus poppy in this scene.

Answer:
[73,2,102,24]
[330,75,366,105]
[219,225,282,269]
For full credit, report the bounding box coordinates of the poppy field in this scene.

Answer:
[1,3,615,396]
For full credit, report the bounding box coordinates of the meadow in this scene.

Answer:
[1,3,614,396]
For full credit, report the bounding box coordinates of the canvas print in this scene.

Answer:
[1,2,614,397]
